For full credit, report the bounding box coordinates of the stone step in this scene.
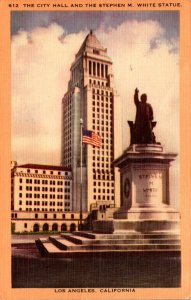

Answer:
[37,239,181,254]
[36,238,181,258]
[61,234,180,245]
[49,236,75,250]
[73,231,96,239]
[47,237,181,251]
[36,242,180,259]
[36,239,62,256]
[60,233,89,244]
[39,237,50,243]
[73,231,180,240]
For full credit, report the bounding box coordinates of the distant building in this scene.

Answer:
[11,163,89,232]
[11,164,72,212]
[61,30,122,212]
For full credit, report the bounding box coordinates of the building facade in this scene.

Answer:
[11,211,88,233]
[11,163,88,233]
[61,30,122,212]
[11,164,72,212]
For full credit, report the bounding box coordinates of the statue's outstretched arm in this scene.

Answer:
[134,88,139,105]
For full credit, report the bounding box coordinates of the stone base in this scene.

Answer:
[114,206,180,220]
[113,144,178,215]
[93,219,180,234]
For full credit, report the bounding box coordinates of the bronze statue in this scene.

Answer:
[128,88,157,144]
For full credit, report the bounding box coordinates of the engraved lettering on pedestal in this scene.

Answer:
[134,169,166,207]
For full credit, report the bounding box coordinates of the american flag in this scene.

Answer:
[82,129,101,148]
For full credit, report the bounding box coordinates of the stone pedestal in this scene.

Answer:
[93,144,180,234]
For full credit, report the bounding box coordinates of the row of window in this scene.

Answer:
[93,195,114,200]
[92,163,111,169]
[93,149,113,156]
[92,95,113,103]
[22,179,71,185]
[20,193,66,199]
[24,208,69,212]
[12,213,75,219]
[92,89,113,96]
[19,194,70,202]
[92,101,113,108]
[89,79,108,87]
[92,119,113,128]
[92,124,112,133]
[21,186,65,192]
[23,201,65,206]
[92,156,112,162]
[92,108,113,115]
[93,181,114,187]
[93,174,114,180]
[92,112,113,120]
[92,116,112,124]
[93,188,114,194]
[24,169,69,176]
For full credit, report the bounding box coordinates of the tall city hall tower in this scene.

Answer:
[61,31,122,213]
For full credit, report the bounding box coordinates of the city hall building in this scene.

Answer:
[11,31,122,232]
[61,30,122,212]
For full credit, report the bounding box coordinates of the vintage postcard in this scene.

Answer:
[0,0,191,299]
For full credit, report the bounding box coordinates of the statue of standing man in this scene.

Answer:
[128,88,156,144]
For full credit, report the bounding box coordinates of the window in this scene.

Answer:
[53,214,57,219]
[93,49,99,55]
[71,214,74,219]
[89,61,92,75]
[93,62,96,76]
[24,223,27,228]
[44,214,47,219]
[19,178,22,183]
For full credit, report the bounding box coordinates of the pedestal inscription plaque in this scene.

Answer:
[133,167,166,207]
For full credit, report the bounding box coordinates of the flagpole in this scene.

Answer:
[80,118,83,229]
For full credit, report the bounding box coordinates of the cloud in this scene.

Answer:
[12,23,86,164]
[96,20,179,152]
[98,20,179,207]
[12,19,179,206]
